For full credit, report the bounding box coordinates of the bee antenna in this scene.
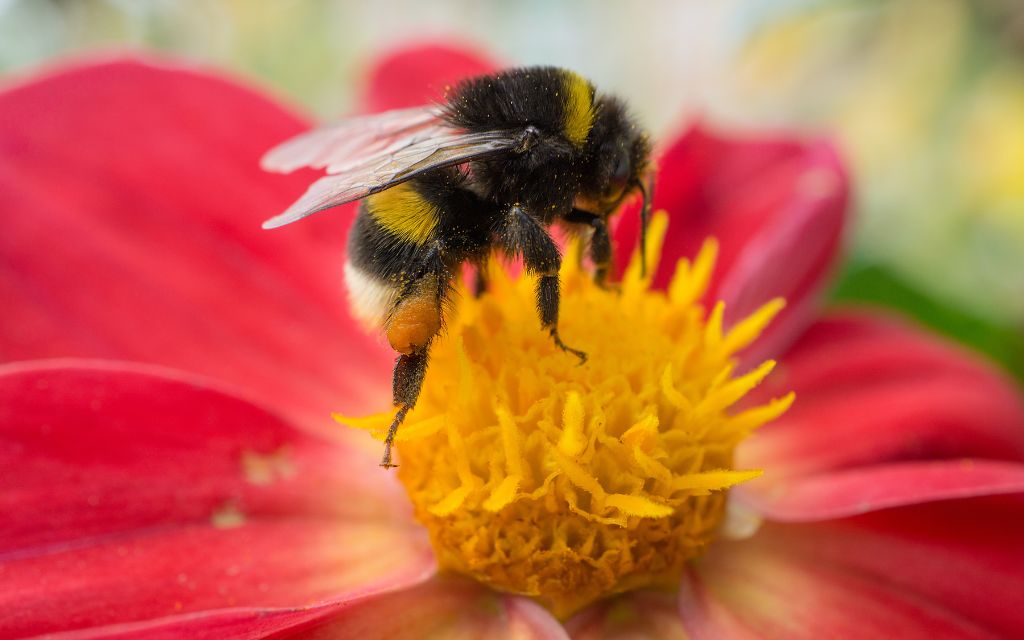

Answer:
[634,177,652,277]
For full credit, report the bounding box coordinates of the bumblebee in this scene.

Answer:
[261,66,653,468]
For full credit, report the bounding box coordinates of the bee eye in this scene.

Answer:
[605,148,631,200]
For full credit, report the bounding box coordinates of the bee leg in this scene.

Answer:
[589,216,614,289]
[472,260,488,298]
[565,208,614,289]
[381,347,430,469]
[381,259,448,468]
[502,205,587,364]
[538,274,587,363]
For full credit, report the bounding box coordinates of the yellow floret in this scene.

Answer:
[337,212,792,618]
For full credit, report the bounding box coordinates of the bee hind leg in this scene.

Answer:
[380,261,448,468]
[381,347,430,469]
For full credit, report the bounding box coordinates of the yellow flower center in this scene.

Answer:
[337,213,793,618]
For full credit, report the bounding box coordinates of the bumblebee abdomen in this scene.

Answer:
[344,172,502,330]
[345,196,432,329]
[365,182,440,246]
[344,257,401,330]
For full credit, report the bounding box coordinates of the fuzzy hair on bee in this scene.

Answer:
[261,66,654,468]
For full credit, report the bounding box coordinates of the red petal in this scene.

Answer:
[19,607,347,640]
[275,577,567,639]
[616,125,848,361]
[738,310,1024,520]
[360,43,499,112]
[740,460,1024,521]
[680,496,1024,639]
[565,591,687,639]
[0,360,411,549]
[0,58,392,424]
[0,362,432,637]
[34,591,558,640]
[742,311,1024,465]
[3,520,434,639]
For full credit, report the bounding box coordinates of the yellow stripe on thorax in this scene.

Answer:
[562,71,595,147]
[367,183,439,245]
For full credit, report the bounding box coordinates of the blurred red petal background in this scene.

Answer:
[0,59,391,429]
[0,43,1022,639]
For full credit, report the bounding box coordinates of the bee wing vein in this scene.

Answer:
[261,126,524,229]
[260,106,445,174]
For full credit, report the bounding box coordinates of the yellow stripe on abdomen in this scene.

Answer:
[366,183,439,245]
[561,71,595,147]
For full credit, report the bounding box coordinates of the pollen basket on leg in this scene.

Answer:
[335,213,792,618]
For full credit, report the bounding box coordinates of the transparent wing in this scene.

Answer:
[261,127,525,229]
[260,106,445,174]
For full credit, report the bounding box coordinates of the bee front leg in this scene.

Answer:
[564,208,614,288]
[588,216,613,289]
[471,259,489,298]
[501,205,587,364]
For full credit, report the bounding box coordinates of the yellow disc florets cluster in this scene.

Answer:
[338,213,793,618]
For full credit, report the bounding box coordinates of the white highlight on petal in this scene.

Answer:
[720,495,763,540]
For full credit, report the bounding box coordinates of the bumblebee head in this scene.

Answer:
[576,96,652,216]
[576,95,654,273]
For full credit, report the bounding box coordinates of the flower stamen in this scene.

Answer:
[337,212,792,618]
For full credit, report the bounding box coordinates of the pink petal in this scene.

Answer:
[0,360,410,549]
[34,591,557,640]
[616,125,848,362]
[679,496,1024,639]
[0,361,432,637]
[2,520,434,639]
[273,577,568,639]
[0,57,392,424]
[740,460,1024,521]
[565,591,687,639]
[21,606,350,640]
[360,43,499,112]
[738,310,1024,520]
[736,310,1024,520]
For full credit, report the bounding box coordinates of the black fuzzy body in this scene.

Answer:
[444,67,587,222]
[349,66,650,293]
[346,168,498,291]
[343,66,651,468]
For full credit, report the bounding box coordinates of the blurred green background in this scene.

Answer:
[1,0,1021,377]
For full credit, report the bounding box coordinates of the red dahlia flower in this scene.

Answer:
[2,45,1023,639]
